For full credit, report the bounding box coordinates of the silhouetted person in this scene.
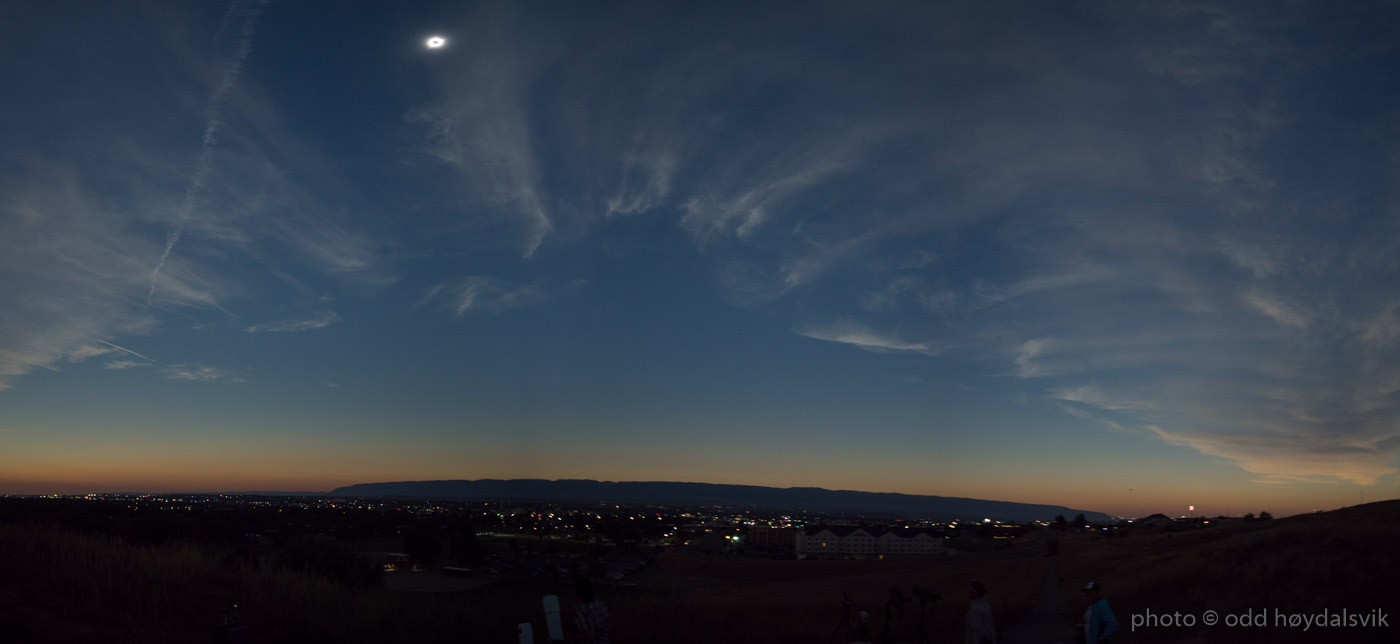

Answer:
[850,610,871,643]
[1079,581,1117,643]
[573,578,610,643]
[964,580,996,644]
[885,586,908,623]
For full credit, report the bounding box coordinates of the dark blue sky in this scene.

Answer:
[2,0,1398,516]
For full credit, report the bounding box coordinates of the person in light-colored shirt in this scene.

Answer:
[1080,581,1117,643]
[964,580,996,644]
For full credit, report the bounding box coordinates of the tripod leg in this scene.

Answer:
[827,607,851,644]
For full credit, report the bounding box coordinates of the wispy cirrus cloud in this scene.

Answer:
[94,340,156,363]
[265,209,397,291]
[1013,339,1058,379]
[641,0,1400,488]
[405,6,557,259]
[419,277,547,317]
[1050,349,1400,487]
[66,344,116,362]
[1242,288,1313,330]
[1050,385,1155,412]
[799,323,940,356]
[245,311,341,333]
[0,3,395,393]
[147,0,271,306]
[680,153,856,247]
[1356,301,1400,356]
[105,360,154,370]
[0,169,215,391]
[7,0,1394,501]
[161,364,244,383]
[605,150,678,217]
[1147,425,1398,487]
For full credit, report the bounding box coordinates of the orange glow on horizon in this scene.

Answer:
[5,440,1390,518]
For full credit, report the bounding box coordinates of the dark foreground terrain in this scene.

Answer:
[1,498,1395,643]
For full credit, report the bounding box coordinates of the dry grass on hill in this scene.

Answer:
[1053,501,1400,644]
[618,545,1047,642]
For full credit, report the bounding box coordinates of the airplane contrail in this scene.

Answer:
[147,0,271,307]
[96,340,156,364]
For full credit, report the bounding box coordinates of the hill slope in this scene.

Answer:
[1052,500,1400,643]
[329,478,1112,522]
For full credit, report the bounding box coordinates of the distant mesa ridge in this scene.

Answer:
[328,479,1111,522]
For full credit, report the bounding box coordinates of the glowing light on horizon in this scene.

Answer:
[425,36,446,49]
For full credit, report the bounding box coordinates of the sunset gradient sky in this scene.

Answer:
[3,1,1399,517]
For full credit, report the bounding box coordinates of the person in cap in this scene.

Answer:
[964,580,996,644]
[1080,581,1117,643]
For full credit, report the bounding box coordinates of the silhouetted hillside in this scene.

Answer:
[328,479,1112,522]
[3,498,1392,642]
[1054,499,1400,643]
